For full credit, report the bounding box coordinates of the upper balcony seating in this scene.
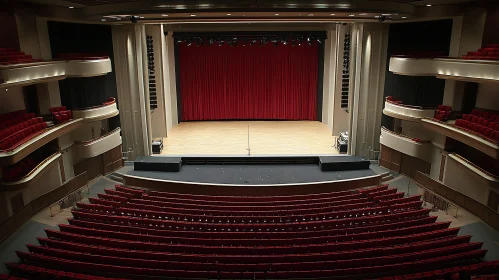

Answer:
[0,49,43,66]
[1,155,39,182]
[54,53,109,61]
[4,184,493,279]
[49,106,73,124]
[462,44,499,61]
[454,109,499,144]
[434,105,452,121]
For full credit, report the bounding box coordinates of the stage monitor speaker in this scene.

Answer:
[134,156,181,172]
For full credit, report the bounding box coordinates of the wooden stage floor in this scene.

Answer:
[157,121,338,155]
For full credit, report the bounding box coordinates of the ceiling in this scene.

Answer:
[17,0,480,24]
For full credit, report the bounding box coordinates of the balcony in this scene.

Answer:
[380,127,432,162]
[73,128,121,159]
[383,99,435,122]
[72,98,119,122]
[1,152,61,191]
[447,153,499,189]
[389,57,499,83]
[0,119,83,166]
[0,58,112,88]
[422,118,499,159]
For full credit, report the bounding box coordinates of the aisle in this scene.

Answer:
[158,121,338,155]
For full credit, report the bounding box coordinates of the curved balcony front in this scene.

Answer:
[380,127,432,162]
[383,100,435,122]
[0,119,83,166]
[447,153,499,189]
[389,57,499,82]
[0,58,112,88]
[1,152,61,191]
[72,101,119,122]
[421,118,499,159]
[73,128,121,159]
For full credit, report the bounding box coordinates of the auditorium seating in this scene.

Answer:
[0,117,47,152]
[462,44,499,60]
[0,48,43,65]
[1,152,56,182]
[454,108,499,143]
[5,184,496,279]
[434,105,452,121]
[49,106,73,124]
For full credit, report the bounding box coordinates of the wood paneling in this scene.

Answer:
[74,144,123,180]
[415,172,499,232]
[124,174,382,197]
[380,144,430,179]
[0,172,88,243]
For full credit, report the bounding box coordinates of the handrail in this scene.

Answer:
[74,127,120,145]
[381,126,430,143]
[13,152,61,181]
[385,98,436,110]
[72,98,116,111]
[450,153,499,181]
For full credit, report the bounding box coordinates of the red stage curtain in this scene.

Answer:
[178,42,318,121]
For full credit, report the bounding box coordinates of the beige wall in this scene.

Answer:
[443,157,490,205]
[476,83,499,110]
[0,87,25,114]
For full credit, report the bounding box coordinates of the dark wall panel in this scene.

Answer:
[382,20,453,128]
[47,22,118,111]
[483,4,499,46]
[0,7,19,50]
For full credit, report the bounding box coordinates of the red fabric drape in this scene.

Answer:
[178,42,318,121]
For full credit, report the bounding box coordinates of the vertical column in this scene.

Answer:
[332,25,350,136]
[349,23,389,157]
[112,25,150,160]
[164,31,179,127]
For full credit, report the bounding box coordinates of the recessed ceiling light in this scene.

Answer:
[101,19,106,21]
[308,14,314,16]
[427,4,432,6]
[162,14,168,16]
[140,16,145,18]
[330,13,335,15]
[349,14,355,17]
[374,15,380,18]
[359,13,367,16]
[382,13,391,16]
[227,13,231,15]
[190,14,196,16]
[275,13,279,16]
[402,16,407,19]
[69,6,73,8]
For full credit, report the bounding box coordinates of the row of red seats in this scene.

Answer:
[15,249,487,279]
[6,262,124,280]
[49,106,73,124]
[121,199,375,216]
[25,242,482,272]
[2,156,39,182]
[142,184,367,202]
[455,119,499,143]
[379,260,499,280]
[67,215,439,240]
[0,275,26,280]
[0,109,28,121]
[462,45,499,60]
[0,49,42,65]
[108,201,422,224]
[0,117,43,141]
[38,234,470,264]
[434,105,452,121]
[71,208,433,231]
[0,112,36,130]
[0,122,47,151]
[56,221,448,247]
[471,108,499,122]
[44,227,461,255]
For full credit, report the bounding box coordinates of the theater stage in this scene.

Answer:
[156,121,339,155]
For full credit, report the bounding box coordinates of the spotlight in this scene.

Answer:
[262,37,268,45]
[187,40,192,47]
[209,38,214,45]
[317,38,322,44]
[130,16,138,23]
[378,15,386,22]
[218,39,224,46]
[282,39,288,46]
[307,37,312,46]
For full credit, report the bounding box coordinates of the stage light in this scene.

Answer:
[162,14,169,17]
[282,39,288,46]
[317,38,322,44]
[209,38,214,45]
[130,16,138,23]
[69,6,74,8]
[426,4,432,6]
[187,40,192,47]
[402,16,407,19]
